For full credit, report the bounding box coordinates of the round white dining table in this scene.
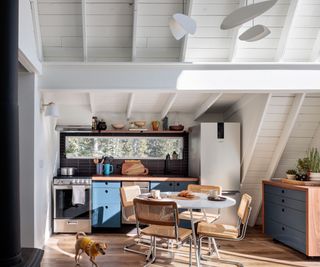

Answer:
[138,192,236,267]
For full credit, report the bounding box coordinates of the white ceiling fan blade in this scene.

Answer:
[221,0,278,30]
[239,24,271,42]
[169,18,187,40]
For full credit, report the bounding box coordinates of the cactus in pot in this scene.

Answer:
[307,148,320,180]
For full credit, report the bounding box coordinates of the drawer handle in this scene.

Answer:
[282,208,285,212]
[281,190,285,194]
[176,183,180,186]
[105,206,108,209]
[281,199,285,203]
[169,183,173,186]
[105,182,108,186]
[105,190,108,194]
[282,226,285,231]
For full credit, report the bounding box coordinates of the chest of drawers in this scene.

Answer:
[262,181,320,256]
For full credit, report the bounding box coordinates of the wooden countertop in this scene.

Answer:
[92,175,199,182]
[263,180,312,191]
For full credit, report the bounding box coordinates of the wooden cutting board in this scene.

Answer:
[281,178,320,186]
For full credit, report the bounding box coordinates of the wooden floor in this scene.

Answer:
[42,227,320,267]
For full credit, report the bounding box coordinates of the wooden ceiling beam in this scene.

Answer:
[229,0,246,62]
[180,0,194,62]
[81,0,88,62]
[310,30,320,62]
[30,0,43,61]
[275,0,300,61]
[194,93,222,121]
[161,93,177,120]
[126,93,135,120]
[131,0,138,62]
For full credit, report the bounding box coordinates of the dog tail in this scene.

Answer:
[76,232,86,240]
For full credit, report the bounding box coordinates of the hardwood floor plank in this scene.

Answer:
[41,227,320,267]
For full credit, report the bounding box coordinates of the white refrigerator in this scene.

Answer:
[189,122,241,225]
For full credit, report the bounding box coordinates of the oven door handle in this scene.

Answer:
[53,185,91,190]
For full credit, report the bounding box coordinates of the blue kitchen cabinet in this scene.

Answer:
[150,181,197,192]
[263,181,308,255]
[92,181,121,228]
[150,181,174,192]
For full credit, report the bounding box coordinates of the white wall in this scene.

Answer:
[226,94,271,180]
[19,0,42,73]
[34,76,59,249]
[18,70,59,249]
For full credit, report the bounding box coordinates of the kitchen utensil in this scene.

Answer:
[112,123,125,130]
[67,167,77,176]
[134,121,146,128]
[169,125,184,131]
[96,163,103,175]
[60,167,68,176]
[104,164,114,176]
[151,120,160,131]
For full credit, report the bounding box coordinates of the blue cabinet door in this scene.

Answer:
[92,181,121,228]
[174,181,197,191]
[150,181,174,192]
[92,203,121,228]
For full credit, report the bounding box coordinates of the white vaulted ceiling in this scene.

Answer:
[34,0,320,63]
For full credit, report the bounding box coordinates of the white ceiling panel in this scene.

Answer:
[35,0,320,63]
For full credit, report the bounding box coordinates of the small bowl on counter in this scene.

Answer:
[134,121,146,128]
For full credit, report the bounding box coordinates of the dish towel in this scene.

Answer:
[72,185,86,206]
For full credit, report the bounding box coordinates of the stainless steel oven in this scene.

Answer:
[53,177,91,233]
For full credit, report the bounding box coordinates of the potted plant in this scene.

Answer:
[286,169,297,180]
[296,157,310,180]
[307,148,320,180]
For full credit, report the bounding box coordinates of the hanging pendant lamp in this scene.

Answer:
[239,24,271,42]
[169,13,196,40]
[220,0,277,30]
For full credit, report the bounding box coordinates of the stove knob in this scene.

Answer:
[72,179,76,184]
[81,179,85,184]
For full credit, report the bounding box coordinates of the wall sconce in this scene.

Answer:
[42,102,59,117]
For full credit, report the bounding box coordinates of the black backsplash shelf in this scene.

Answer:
[60,132,189,177]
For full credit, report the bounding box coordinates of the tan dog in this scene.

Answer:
[75,232,107,267]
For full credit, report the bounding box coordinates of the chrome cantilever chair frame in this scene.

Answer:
[198,207,252,267]
[134,198,193,267]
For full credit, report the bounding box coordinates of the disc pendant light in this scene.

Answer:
[239,24,271,42]
[169,13,196,40]
[220,0,277,30]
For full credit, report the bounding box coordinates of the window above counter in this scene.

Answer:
[65,135,184,160]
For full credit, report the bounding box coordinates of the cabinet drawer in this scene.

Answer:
[264,192,306,212]
[92,181,121,189]
[92,188,120,205]
[175,181,197,192]
[265,201,306,233]
[265,218,306,254]
[150,181,174,192]
[264,184,306,202]
[92,203,121,228]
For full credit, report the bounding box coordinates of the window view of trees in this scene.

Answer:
[65,136,184,159]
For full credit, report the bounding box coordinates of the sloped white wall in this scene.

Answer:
[274,95,320,178]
